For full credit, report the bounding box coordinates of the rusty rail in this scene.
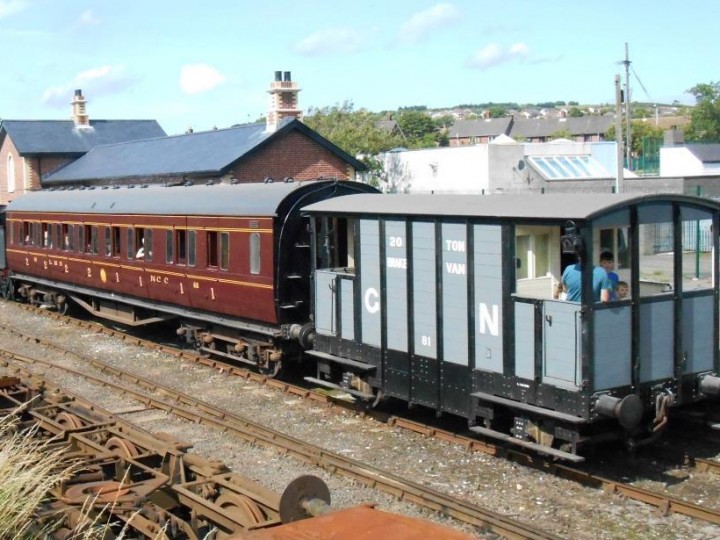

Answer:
[0,349,559,540]
[5,308,720,529]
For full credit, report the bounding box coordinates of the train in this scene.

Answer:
[2,178,719,460]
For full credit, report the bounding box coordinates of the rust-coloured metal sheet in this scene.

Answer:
[227,505,477,540]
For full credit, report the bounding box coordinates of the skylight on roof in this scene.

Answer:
[526,155,610,180]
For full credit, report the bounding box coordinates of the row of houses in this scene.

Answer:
[1,71,718,203]
[0,72,365,205]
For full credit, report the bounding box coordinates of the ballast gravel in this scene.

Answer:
[0,301,718,539]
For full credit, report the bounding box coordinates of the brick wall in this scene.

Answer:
[0,137,21,204]
[0,136,77,203]
[229,130,354,182]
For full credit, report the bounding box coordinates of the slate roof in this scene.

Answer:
[686,143,720,163]
[44,118,365,183]
[447,116,614,140]
[0,119,166,155]
[510,116,614,139]
[448,118,513,138]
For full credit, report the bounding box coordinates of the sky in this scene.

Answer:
[1,0,717,135]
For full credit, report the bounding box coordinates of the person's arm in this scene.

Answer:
[554,281,565,299]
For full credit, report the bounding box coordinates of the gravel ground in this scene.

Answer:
[1,300,719,540]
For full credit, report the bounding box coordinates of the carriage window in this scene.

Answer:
[22,222,29,245]
[144,229,153,261]
[207,231,218,267]
[104,228,112,257]
[314,217,350,269]
[134,228,152,261]
[83,225,97,254]
[188,231,196,267]
[221,232,230,271]
[249,233,259,274]
[166,230,174,264]
[638,219,674,298]
[78,225,85,252]
[33,223,41,247]
[177,230,187,265]
[681,209,713,291]
[53,224,61,250]
[63,224,72,251]
[127,228,135,259]
[111,227,121,257]
[41,223,49,248]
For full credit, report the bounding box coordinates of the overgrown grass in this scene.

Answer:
[0,407,149,539]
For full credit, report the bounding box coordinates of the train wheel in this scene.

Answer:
[105,436,140,458]
[216,492,266,527]
[259,360,281,378]
[56,412,84,430]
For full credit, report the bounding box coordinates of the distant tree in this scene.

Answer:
[488,106,506,118]
[685,82,720,142]
[568,101,579,106]
[606,121,663,157]
[303,102,404,177]
[548,129,573,140]
[568,107,584,117]
[633,107,651,119]
[396,110,436,147]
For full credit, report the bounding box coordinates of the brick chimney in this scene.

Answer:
[71,89,90,128]
[266,71,302,132]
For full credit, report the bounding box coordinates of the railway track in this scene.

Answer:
[0,326,559,539]
[4,305,720,531]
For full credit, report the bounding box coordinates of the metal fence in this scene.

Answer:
[650,220,713,253]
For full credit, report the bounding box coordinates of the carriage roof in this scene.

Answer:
[7,180,372,217]
[302,192,720,221]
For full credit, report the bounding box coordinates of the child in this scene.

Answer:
[599,251,619,298]
[616,280,629,300]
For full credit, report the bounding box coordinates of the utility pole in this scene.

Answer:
[614,75,624,193]
[622,43,632,171]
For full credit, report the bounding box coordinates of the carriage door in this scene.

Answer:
[542,301,583,389]
[314,270,355,341]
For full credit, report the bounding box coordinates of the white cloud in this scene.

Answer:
[179,64,226,95]
[0,0,27,18]
[466,42,530,70]
[42,66,137,107]
[398,3,459,44]
[79,9,101,25]
[293,27,364,56]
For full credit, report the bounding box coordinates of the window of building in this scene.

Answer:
[249,232,259,274]
[6,155,15,193]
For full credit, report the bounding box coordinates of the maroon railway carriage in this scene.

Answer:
[4,180,377,373]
